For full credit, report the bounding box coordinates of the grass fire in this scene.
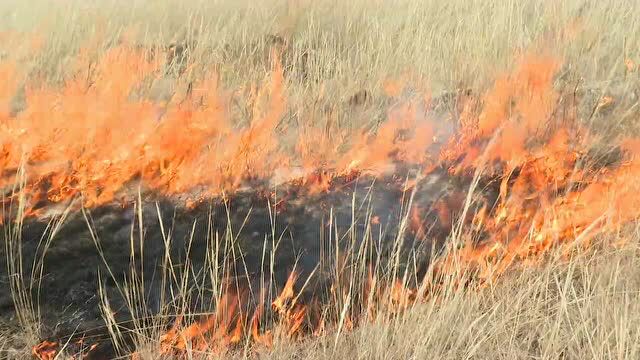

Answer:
[1,1,640,359]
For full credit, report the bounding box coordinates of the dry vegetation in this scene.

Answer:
[1,0,640,359]
[243,243,640,360]
[125,237,640,360]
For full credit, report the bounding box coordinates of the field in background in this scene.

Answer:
[1,0,640,359]
[2,0,639,133]
[2,0,639,96]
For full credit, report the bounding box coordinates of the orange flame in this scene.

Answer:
[32,340,58,360]
[32,339,99,360]
[0,40,444,219]
[159,290,245,356]
[434,53,640,283]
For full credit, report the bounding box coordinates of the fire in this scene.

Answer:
[434,54,640,282]
[271,272,308,339]
[158,288,247,356]
[5,35,640,358]
[0,39,442,219]
[32,340,58,360]
[151,272,307,357]
[32,339,99,360]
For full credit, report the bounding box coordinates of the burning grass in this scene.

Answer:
[1,44,637,358]
[1,1,640,359]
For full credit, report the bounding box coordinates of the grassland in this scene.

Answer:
[127,237,640,360]
[2,0,639,99]
[1,0,640,359]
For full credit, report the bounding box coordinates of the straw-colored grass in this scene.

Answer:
[1,0,639,94]
[255,242,640,360]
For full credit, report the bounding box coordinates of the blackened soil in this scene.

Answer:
[0,168,481,357]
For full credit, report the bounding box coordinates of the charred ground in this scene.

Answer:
[0,164,483,356]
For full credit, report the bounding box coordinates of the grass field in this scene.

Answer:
[123,240,640,360]
[1,0,640,359]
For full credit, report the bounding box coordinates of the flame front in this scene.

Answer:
[0,42,441,218]
[437,54,640,281]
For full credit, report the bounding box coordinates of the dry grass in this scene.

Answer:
[2,0,639,133]
[111,231,640,360]
[12,252,640,360]
[258,242,640,360]
[2,0,639,92]
[1,0,640,359]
